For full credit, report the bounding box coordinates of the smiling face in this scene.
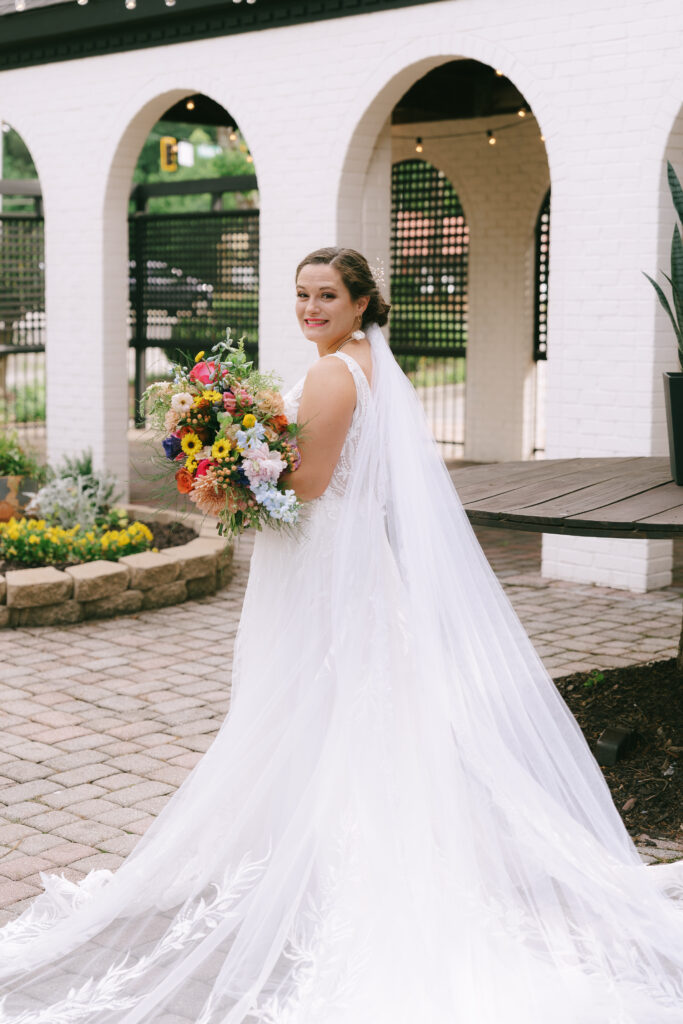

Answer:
[295,263,368,350]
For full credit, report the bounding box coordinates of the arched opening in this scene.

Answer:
[339,56,550,463]
[0,121,44,450]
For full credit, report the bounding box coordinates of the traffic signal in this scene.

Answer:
[160,136,178,172]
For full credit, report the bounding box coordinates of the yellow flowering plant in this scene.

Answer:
[0,517,154,568]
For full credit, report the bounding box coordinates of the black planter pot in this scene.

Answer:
[663,371,683,484]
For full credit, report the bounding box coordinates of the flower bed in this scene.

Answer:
[0,506,233,628]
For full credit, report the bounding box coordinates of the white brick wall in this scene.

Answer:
[1,0,682,589]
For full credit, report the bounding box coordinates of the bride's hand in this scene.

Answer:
[280,357,356,501]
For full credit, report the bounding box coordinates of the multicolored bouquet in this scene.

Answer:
[143,331,302,537]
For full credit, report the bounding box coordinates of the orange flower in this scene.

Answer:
[270,414,289,433]
[175,467,194,494]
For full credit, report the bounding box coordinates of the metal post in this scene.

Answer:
[132,190,147,428]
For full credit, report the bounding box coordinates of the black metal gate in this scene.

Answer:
[129,177,259,426]
[390,159,469,458]
[0,208,46,446]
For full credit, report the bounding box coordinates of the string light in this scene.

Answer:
[415,137,423,154]
[77,0,89,5]
[14,0,26,10]
[396,115,545,150]
[185,99,195,111]
[495,69,504,76]
[229,128,238,142]
[517,107,527,118]
[246,154,254,163]
[165,0,176,6]
[125,0,136,8]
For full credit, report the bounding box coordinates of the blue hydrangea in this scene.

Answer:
[251,483,298,523]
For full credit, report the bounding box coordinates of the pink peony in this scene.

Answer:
[243,443,286,486]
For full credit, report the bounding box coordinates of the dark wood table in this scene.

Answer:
[449,456,683,668]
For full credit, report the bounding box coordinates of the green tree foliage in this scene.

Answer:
[131,120,257,214]
[1,126,39,213]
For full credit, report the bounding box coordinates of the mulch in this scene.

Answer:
[0,519,198,574]
[555,659,683,842]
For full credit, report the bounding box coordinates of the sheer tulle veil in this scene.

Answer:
[0,321,681,1022]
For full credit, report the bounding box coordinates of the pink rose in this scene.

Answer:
[195,458,214,477]
[189,360,227,385]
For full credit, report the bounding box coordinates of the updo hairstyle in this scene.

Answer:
[296,247,390,328]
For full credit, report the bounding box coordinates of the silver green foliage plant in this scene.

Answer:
[24,450,123,530]
[644,161,683,368]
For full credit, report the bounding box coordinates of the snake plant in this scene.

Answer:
[644,161,683,368]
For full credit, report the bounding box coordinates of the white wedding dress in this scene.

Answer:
[0,325,682,1023]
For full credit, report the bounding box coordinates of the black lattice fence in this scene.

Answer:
[391,159,468,457]
[534,188,550,361]
[0,213,46,444]
[129,181,259,426]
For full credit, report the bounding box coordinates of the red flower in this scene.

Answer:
[196,459,214,477]
[189,361,226,385]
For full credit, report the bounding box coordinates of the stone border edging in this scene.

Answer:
[0,505,233,628]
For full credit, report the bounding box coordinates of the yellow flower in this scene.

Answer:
[203,389,222,403]
[29,535,39,545]
[185,456,198,472]
[212,439,231,460]
[242,413,256,428]
[194,350,205,363]
[181,431,202,455]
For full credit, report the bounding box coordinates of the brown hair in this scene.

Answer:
[295,247,390,328]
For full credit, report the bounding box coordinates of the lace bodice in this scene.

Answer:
[283,351,372,502]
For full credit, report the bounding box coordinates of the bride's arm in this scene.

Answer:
[280,357,356,502]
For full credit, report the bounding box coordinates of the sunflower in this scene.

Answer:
[181,431,202,455]
[212,438,232,460]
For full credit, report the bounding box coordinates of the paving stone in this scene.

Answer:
[105,753,166,774]
[0,855,54,881]
[49,764,115,788]
[0,823,39,845]
[106,781,174,807]
[97,833,140,857]
[42,842,98,867]
[41,784,108,809]
[69,853,124,873]
[96,807,149,828]
[12,833,67,856]
[27,809,79,832]
[0,880,40,904]
[51,821,123,846]
[0,779,62,805]
[0,761,53,784]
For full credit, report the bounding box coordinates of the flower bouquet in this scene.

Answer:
[143,331,302,537]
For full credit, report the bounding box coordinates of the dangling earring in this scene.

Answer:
[351,313,365,341]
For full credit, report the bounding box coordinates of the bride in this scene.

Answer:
[0,246,682,1022]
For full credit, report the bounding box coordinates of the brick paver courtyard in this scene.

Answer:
[1,524,682,925]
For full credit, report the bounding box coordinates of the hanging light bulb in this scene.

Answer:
[415,137,423,154]
[125,0,136,8]
[495,69,504,76]
[14,0,26,10]
[487,130,496,146]
[229,128,238,142]
[540,133,546,142]
[185,99,195,111]
[517,107,527,118]
[77,0,89,6]
[165,0,176,6]
[246,154,253,163]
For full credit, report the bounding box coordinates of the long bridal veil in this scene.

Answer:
[0,322,681,1023]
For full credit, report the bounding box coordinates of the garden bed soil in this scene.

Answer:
[0,518,198,573]
[555,658,682,842]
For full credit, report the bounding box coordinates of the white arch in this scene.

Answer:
[334,33,555,235]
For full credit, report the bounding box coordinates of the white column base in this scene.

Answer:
[541,534,674,593]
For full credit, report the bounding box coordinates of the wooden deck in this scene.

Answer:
[449,457,683,539]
